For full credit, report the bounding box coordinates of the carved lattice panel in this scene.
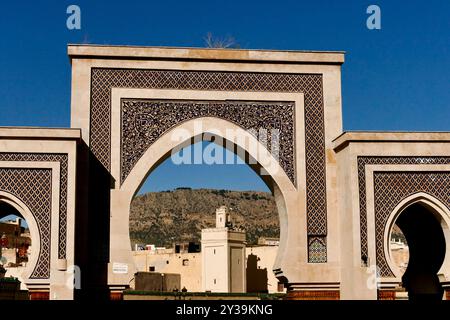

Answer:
[0,168,52,279]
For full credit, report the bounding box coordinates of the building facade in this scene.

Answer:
[132,242,282,294]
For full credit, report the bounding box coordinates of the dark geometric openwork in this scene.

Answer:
[357,156,450,276]
[0,168,52,279]
[120,99,295,185]
[0,153,69,259]
[90,69,328,249]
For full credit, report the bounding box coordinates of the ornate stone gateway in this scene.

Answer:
[1,45,450,300]
[69,45,344,299]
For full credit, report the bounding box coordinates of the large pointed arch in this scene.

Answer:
[114,117,300,283]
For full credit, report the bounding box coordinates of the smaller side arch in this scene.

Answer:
[0,191,41,284]
[384,192,450,280]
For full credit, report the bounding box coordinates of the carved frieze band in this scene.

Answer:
[357,156,450,277]
[90,68,328,238]
[120,99,295,185]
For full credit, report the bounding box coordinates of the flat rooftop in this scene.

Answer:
[68,44,345,64]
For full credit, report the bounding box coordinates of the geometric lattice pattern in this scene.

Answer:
[0,153,68,259]
[357,156,450,275]
[91,68,328,240]
[373,171,450,277]
[308,236,327,263]
[0,168,52,279]
[121,99,295,185]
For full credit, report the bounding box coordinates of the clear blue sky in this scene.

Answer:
[0,1,449,193]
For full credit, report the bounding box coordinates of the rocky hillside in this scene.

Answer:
[129,188,279,248]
